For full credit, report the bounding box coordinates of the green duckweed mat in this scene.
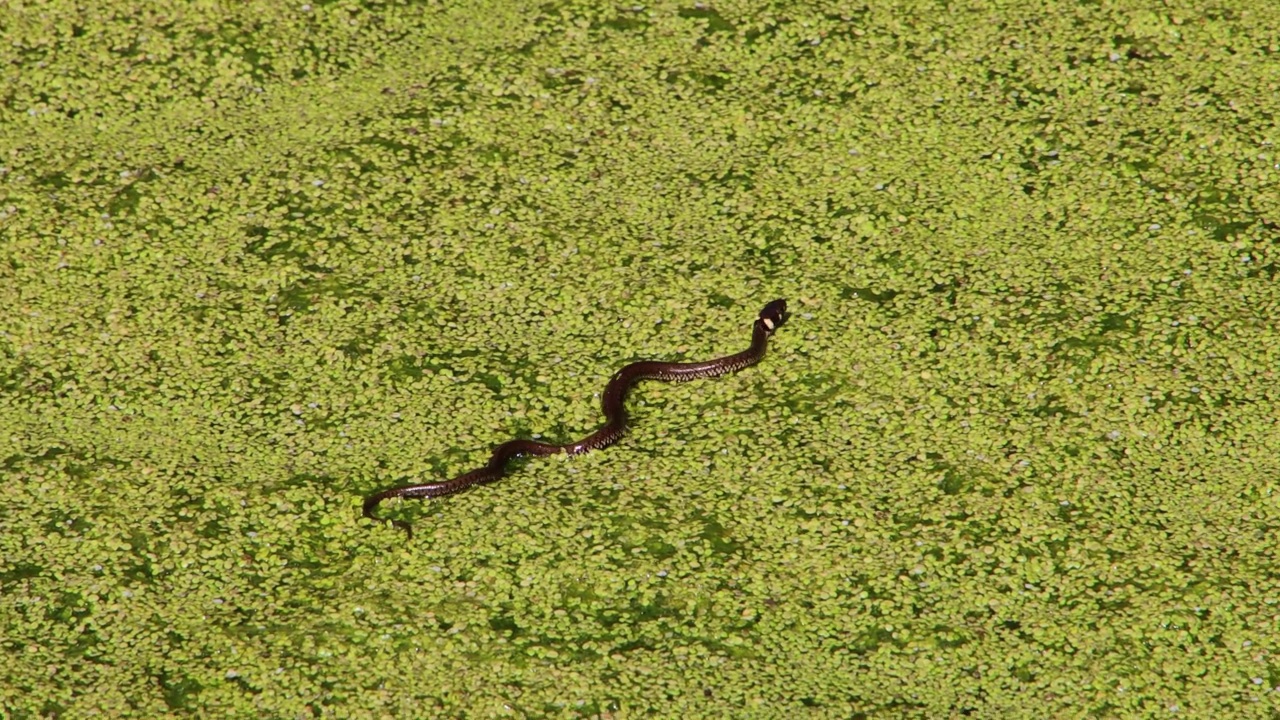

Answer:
[3,1,1280,717]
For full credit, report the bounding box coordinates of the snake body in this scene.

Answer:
[363,298,788,535]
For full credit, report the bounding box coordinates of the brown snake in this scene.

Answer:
[363,299,788,536]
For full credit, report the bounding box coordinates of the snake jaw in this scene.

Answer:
[759,298,788,333]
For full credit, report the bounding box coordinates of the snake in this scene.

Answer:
[363,298,788,536]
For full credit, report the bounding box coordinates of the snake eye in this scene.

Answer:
[759,298,787,332]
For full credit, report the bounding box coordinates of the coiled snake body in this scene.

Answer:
[363,299,788,535]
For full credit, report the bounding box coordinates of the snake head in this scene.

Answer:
[758,298,788,333]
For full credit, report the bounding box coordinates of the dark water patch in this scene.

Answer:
[841,285,900,305]
[157,670,203,711]
[677,6,735,34]
[0,562,44,584]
